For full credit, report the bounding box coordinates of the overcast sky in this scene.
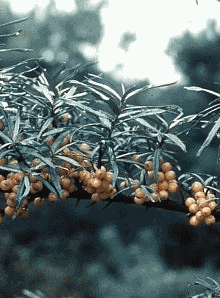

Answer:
[5,0,220,85]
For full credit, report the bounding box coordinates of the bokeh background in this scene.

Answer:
[1,0,220,297]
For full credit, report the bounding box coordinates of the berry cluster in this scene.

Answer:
[185,181,218,227]
[121,159,178,205]
[0,135,118,223]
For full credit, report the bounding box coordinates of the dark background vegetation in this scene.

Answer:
[1,0,220,297]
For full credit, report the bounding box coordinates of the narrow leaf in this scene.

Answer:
[184,86,220,97]
[12,108,20,143]
[153,148,162,182]
[197,116,220,156]
[165,133,186,152]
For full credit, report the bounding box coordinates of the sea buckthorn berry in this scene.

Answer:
[120,181,127,189]
[148,171,154,180]
[61,113,69,123]
[158,180,168,191]
[201,207,212,217]
[29,175,38,183]
[14,172,24,182]
[48,192,58,203]
[60,177,71,189]
[0,179,13,191]
[0,157,7,165]
[91,193,101,203]
[195,210,203,222]
[168,182,178,193]
[21,199,28,208]
[8,192,16,201]
[159,190,169,200]
[94,169,105,179]
[151,192,160,202]
[189,203,199,214]
[131,179,140,190]
[17,208,29,219]
[68,169,79,178]
[194,191,206,200]
[33,197,44,207]
[82,159,92,168]
[80,143,90,152]
[134,196,146,205]
[203,215,216,225]
[4,192,9,199]
[158,171,165,182]
[4,206,15,216]
[185,197,196,207]
[150,183,159,192]
[206,193,215,200]
[189,215,200,227]
[62,135,71,145]
[105,172,114,183]
[191,181,204,193]
[197,198,208,208]
[208,201,218,210]
[67,183,77,193]
[6,199,16,208]
[144,160,153,171]
[61,189,70,200]
[29,183,38,194]
[135,188,146,199]
[161,162,172,173]
[33,181,43,192]
[164,170,176,181]
[32,159,41,167]
[91,178,102,189]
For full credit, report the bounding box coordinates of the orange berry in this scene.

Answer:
[151,192,160,202]
[0,157,7,165]
[32,159,41,167]
[194,191,206,200]
[91,193,101,202]
[61,135,71,146]
[159,190,169,200]
[60,177,71,189]
[0,175,5,183]
[168,182,178,193]
[208,201,218,210]
[158,180,168,191]
[197,198,208,208]
[157,171,165,182]
[61,189,70,200]
[33,181,43,192]
[80,143,90,152]
[203,215,216,225]
[133,196,146,205]
[206,193,215,200]
[91,178,102,189]
[144,161,153,171]
[119,181,127,189]
[8,192,16,201]
[105,172,114,183]
[150,183,159,192]
[94,169,105,180]
[135,188,146,199]
[33,197,44,207]
[4,206,15,216]
[191,181,204,193]
[189,203,199,214]
[148,171,154,180]
[14,172,24,182]
[201,207,212,217]
[164,170,176,181]
[185,197,196,207]
[48,192,58,203]
[68,169,80,178]
[0,179,13,191]
[195,210,203,221]
[29,175,38,183]
[6,199,16,208]
[161,162,172,173]
[189,215,200,227]
[17,208,29,219]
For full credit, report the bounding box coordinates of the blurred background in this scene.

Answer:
[1,0,220,297]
